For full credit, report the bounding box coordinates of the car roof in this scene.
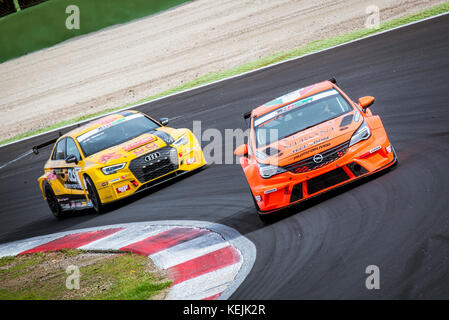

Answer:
[61,110,141,140]
[251,80,335,118]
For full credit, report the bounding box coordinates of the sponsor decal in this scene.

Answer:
[293,142,331,160]
[132,143,159,156]
[186,157,196,165]
[386,145,392,153]
[282,124,333,148]
[108,178,120,183]
[370,146,382,153]
[255,89,339,126]
[116,185,130,194]
[108,175,127,185]
[255,195,262,202]
[360,145,382,158]
[98,152,122,164]
[46,172,58,182]
[264,188,277,195]
[77,114,144,143]
[280,84,318,103]
[123,136,156,152]
[291,136,330,154]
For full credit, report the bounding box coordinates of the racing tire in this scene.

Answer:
[43,182,64,219]
[84,175,103,214]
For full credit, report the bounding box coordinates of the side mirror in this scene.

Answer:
[358,96,375,110]
[65,154,78,165]
[234,144,248,157]
[159,117,169,126]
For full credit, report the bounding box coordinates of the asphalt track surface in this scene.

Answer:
[1,14,449,299]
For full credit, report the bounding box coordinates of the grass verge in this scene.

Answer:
[0,0,190,63]
[1,2,449,147]
[0,249,172,300]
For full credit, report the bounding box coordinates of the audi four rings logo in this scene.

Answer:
[145,152,161,162]
[313,153,324,164]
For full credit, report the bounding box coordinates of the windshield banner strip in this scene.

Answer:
[77,114,144,142]
[254,90,338,127]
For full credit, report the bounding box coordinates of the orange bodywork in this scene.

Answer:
[235,80,397,215]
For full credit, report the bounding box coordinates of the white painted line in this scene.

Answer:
[1,11,448,150]
[79,225,172,251]
[165,262,242,300]
[150,231,230,269]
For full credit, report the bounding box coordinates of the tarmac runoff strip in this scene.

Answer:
[0,221,256,300]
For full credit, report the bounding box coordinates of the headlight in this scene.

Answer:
[258,163,286,179]
[173,135,188,146]
[101,163,126,175]
[349,121,371,147]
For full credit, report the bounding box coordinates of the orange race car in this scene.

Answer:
[234,78,397,220]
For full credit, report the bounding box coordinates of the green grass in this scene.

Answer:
[1,2,449,147]
[0,250,171,300]
[0,0,190,63]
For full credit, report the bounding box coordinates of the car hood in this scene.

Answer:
[85,127,180,166]
[256,111,362,167]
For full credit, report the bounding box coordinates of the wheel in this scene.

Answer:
[84,175,103,214]
[44,182,64,219]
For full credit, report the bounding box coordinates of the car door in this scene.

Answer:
[47,138,84,209]
[47,138,71,207]
[65,137,87,207]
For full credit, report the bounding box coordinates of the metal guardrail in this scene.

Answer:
[0,0,48,18]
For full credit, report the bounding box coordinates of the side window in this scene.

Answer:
[52,139,66,160]
[66,138,81,160]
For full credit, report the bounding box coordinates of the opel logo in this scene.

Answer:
[313,153,324,164]
[145,152,160,162]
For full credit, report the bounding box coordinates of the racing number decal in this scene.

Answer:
[66,167,83,190]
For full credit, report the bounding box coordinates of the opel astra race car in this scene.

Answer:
[36,110,206,218]
[234,79,397,220]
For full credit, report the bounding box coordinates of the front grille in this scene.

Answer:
[283,141,350,174]
[290,183,303,203]
[129,146,178,184]
[306,167,350,195]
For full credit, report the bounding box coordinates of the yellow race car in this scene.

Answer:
[36,110,206,218]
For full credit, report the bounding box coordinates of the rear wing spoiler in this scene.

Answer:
[32,132,63,154]
[32,138,58,155]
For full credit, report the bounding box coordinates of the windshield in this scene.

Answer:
[254,89,352,148]
[77,114,160,157]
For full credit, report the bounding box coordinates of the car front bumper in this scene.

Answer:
[248,129,397,214]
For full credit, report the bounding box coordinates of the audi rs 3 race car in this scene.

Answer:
[234,79,397,220]
[36,110,206,218]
